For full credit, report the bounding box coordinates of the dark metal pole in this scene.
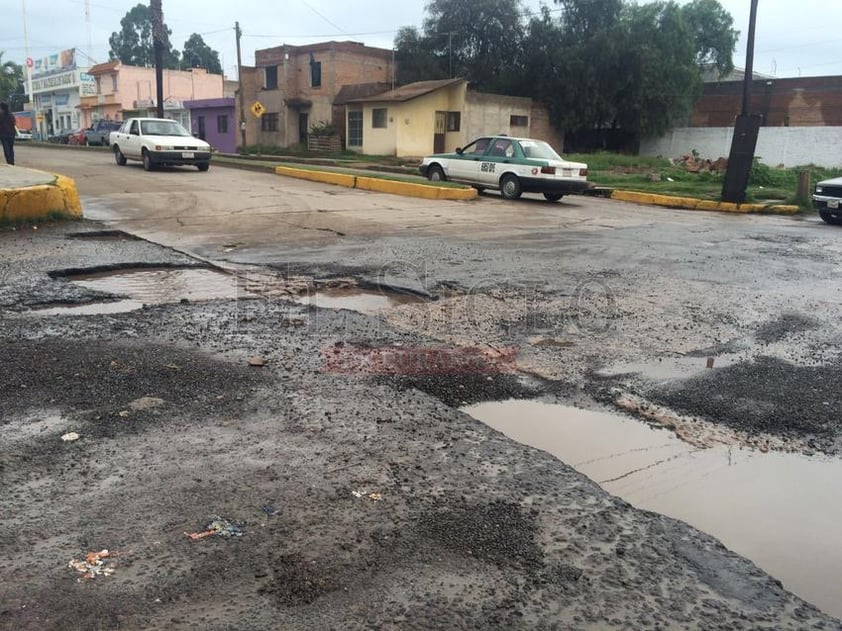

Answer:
[151,0,164,118]
[741,0,759,115]
[721,0,761,204]
[235,21,246,151]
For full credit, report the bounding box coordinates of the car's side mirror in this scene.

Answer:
[455,147,463,155]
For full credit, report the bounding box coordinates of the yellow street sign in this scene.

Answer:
[250,101,266,118]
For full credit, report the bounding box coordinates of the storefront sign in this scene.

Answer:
[79,73,97,97]
[32,49,76,79]
[32,70,79,93]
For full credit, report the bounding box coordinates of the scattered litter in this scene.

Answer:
[352,490,383,501]
[261,504,279,516]
[118,410,131,418]
[68,549,116,580]
[61,432,80,442]
[185,516,244,540]
[248,357,268,367]
[706,357,715,369]
[129,396,165,411]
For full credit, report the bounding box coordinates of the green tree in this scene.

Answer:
[394,26,447,86]
[181,33,222,75]
[394,0,525,92]
[681,0,739,76]
[109,3,180,69]
[0,52,25,111]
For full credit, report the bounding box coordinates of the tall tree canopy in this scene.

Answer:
[0,52,25,111]
[109,3,180,69]
[395,0,738,143]
[396,0,525,91]
[181,34,223,74]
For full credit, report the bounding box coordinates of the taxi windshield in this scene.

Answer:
[517,140,562,161]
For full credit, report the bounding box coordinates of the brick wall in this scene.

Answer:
[692,76,842,127]
[247,41,394,148]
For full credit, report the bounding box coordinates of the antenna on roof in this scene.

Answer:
[85,0,92,54]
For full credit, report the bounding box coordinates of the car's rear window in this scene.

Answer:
[518,140,562,161]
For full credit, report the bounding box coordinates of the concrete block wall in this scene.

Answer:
[639,126,842,168]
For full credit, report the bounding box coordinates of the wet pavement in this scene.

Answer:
[2,145,842,628]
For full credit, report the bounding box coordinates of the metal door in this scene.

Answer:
[434,111,446,154]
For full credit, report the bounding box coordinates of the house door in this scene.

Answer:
[197,116,206,140]
[299,112,309,146]
[434,111,446,153]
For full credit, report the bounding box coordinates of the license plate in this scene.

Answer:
[182,151,195,159]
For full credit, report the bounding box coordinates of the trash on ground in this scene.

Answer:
[248,357,269,367]
[61,432,80,442]
[68,549,116,580]
[184,516,244,540]
[261,504,279,516]
[352,490,383,501]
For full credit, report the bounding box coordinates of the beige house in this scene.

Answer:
[344,79,564,157]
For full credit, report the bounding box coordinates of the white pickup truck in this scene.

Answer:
[110,117,212,172]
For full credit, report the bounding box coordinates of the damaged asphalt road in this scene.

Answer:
[1,219,840,630]
[3,147,842,628]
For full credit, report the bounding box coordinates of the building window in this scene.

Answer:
[510,115,529,127]
[264,66,278,90]
[217,114,228,134]
[96,77,102,94]
[348,110,363,146]
[446,111,461,132]
[372,108,387,129]
[310,60,322,88]
[111,74,118,92]
[261,113,279,132]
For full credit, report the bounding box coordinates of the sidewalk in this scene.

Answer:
[0,164,82,223]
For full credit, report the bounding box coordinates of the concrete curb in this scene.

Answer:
[275,166,477,201]
[610,190,799,215]
[0,172,83,224]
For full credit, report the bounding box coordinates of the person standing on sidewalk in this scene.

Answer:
[0,102,16,166]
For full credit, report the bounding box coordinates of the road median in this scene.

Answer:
[275,166,477,201]
[611,189,799,215]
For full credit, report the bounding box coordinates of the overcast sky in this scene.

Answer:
[2,0,840,80]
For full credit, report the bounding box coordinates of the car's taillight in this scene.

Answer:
[541,166,556,175]
[579,168,589,177]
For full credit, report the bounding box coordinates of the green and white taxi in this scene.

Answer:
[419,136,591,201]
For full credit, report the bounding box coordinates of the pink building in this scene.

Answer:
[79,61,224,129]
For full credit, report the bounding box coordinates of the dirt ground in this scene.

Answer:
[1,219,839,630]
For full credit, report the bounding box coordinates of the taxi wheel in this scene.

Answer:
[500,174,522,200]
[114,146,127,166]
[427,164,446,182]
[544,192,564,202]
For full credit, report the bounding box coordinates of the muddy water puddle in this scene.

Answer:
[463,400,842,619]
[292,287,423,315]
[35,267,240,316]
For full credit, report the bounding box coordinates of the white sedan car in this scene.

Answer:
[420,135,590,201]
[110,117,212,172]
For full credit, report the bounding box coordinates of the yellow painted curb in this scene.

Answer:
[275,166,356,188]
[275,166,477,201]
[355,176,477,201]
[0,173,83,223]
[611,190,799,215]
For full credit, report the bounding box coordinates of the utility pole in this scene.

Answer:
[235,21,246,151]
[21,0,39,138]
[151,0,165,118]
[721,0,761,204]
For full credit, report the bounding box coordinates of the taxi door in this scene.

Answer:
[449,137,491,182]
[478,138,516,186]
